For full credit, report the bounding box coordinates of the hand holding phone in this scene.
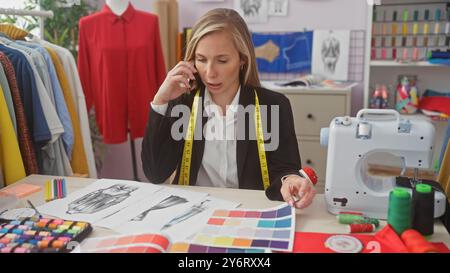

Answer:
[153,61,198,105]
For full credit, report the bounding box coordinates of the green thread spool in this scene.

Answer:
[413,10,419,22]
[416,184,431,194]
[403,9,409,21]
[338,214,363,224]
[388,188,412,235]
[337,214,380,227]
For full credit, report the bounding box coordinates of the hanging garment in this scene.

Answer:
[0,44,51,171]
[0,84,26,185]
[0,39,63,143]
[0,64,17,135]
[46,47,89,176]
[0,52,39,175]
[0,39,71,176]
[78,4,166,144]
[39,40,97,178]
[17,41,74,157]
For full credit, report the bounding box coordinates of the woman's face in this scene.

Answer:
[194,30,243,96]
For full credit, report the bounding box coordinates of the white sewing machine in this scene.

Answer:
[320,109,446,219]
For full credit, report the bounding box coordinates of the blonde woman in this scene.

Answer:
[142,8,316,209]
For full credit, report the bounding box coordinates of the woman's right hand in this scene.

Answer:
[153,61,198,105]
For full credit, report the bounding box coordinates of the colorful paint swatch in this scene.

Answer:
[93,246,163,253]
[191,203,295,252]
[77,233,170,253]
[75,204,295,253]
[245,211,262,218]
[169,242,268,253]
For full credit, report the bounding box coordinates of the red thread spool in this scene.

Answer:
[348,223,375,233]
[401,229,438,253]
[339,211,364,215]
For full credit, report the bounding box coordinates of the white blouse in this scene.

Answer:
[151,87,241,188]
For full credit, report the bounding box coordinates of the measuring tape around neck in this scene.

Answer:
[178,89,270,190]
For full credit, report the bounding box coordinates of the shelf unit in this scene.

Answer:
[364,0,450,108]
[364,0,450,171]
[370,60,446,66]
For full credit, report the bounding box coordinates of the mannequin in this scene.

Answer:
[79,0,166,181]
[105,0,130,16]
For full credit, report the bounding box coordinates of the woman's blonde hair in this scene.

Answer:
[184,8,260,88]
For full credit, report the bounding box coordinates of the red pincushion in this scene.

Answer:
[300,167,318,185]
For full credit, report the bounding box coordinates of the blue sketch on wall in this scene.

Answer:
[252,31,313,73]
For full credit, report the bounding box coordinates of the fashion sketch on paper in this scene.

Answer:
[321,34,340,74]
[66,184,139,214]
[130,195,188,222]
[161,199,212,230]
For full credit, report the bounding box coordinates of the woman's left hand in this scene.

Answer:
[280,175,316,209]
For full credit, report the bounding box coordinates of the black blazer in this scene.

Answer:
[141,85,302,201]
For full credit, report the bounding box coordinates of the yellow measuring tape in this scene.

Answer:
[178,89,270,190]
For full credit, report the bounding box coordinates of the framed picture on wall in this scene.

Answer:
[268,0,289,16]
[312,30,350,81]
[233,0,268,24]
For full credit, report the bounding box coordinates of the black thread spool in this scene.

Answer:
[411,183,434,236]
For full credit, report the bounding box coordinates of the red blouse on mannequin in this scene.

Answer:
[78,3,166,144]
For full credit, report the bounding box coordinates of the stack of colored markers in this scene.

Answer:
[337,212,380,233]
[45,178,67,202]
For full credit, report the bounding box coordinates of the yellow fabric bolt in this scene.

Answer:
[45,47,89,176]
[0,85,26,185]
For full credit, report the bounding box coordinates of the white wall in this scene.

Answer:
[97,0,370,30]
[178,0,369,31]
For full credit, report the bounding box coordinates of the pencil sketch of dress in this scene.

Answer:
[66,184,138,214]
[269,0,288,16]
[130,195,188,222]
[235,0,267,23]
[321,35,340,74]
[161,199,211,230]
[240,0,262,16]
[312,30,349,81]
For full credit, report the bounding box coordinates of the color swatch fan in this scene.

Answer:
[173,203,295,252]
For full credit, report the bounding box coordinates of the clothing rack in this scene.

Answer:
[0,8,54,38]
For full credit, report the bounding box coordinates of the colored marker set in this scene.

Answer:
[0,217,92,253]
[45,178,67,202]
